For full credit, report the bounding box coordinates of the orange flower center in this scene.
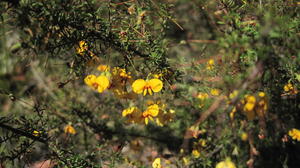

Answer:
[92,83,99,89]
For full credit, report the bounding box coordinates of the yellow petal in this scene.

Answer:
[84,74,97,86]
[148,79,163,92]
[146,104,159,117]
[148,88,153,95]
[96,76,110,93]
[132,79,146,94]
[152,158,161,168]
[64,125,76,135]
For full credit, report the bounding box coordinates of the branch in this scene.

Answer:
[0,122,48,144]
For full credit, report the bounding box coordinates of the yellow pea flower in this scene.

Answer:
[122,106,138,117]
[122,106,142,123]
[258,92,265,97]
[132,78,163,96]
[288,128,300,141]
[229,107,236,120]
[64,124,76,135]
[76,41,88,55]
[216,158,236,168]
[243,95,256,120]
[143,104,159,125]
[84,75,110,93]
[197,92,209,100]
[211,89,221,96]
[240,132,248,141]
[283,83,298,95]
[33,130,41,137]
[152,158,161,168]
[182,157,190,166]
[84,74,97,88]
[206,59,215,70]
[192,149,201,158]
[284,83,293,92]
[112,67,132,79]
[229,90,238,99]
[97,65,110,72]
[199,139,207,147]
[243,95,256,111]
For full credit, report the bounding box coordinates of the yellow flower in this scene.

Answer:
[256,99,268,118]
[76,41,88,55]
[152,73,163,79]
[197,92,209,108]
[288,128,300,141]
[211,89,221,96]
[229,107,236,120]
[97,65,110,72]
[284,83,293,92]
[137,11,147,25]
[132,78,163,96]
[95,76,109,93]
[199,139,207,147]
[206,59,215,70]
[258,92,265,97]
[182,157,190,166]
[216,158,236,168]
[111,67,132,87]
[240,132,248,141]
[122,106,142,123]
[32,130,41,137]
[243,95,256,120]
[143,104,159,125]
[84,74,97,88]
[84,75,110,93]
[243,95,256,111]
[122,106,138,117]
[64,124,76,135]
[192,149,201,158]
[112,67,132,79]
[283,83,298,95]
[197,92,209,100]
[152,158,161,168]
[229,90,238,99]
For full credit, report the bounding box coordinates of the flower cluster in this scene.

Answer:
[288,128,300,141]
[84,74,110,93]
[191,138,207,159]
[84,65,135,97]
[76,41,88,56]
[283,83,298,95]
[196,88,221,108]
[228,91,268,121]
[122,102,174,126]
[84,63,173,126]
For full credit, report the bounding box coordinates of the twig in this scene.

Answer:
[0,123,47,144]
